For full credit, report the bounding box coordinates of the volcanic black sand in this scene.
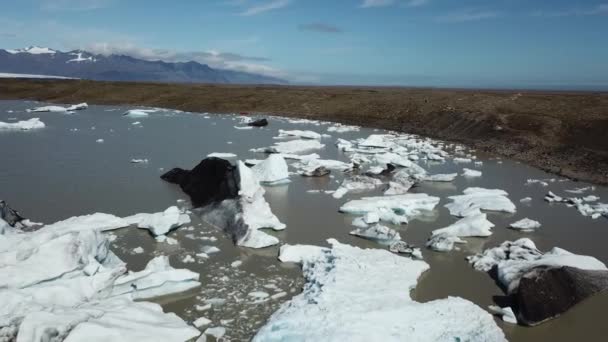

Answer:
[1,78,606,184]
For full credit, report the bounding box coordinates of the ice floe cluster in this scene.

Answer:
[255,239,506,341]
[0,210,202,341]
[0,118,45,130]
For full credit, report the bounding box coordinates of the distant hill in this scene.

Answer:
[0,46,287,85]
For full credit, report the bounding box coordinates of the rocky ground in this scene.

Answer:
[1,78,606,184]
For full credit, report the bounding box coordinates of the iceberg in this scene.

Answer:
[207,152,237,158]
[123,109,156,117]
[462,168,482,177]
[445,187,516,217]
[254,239,506,341]
[332,176,383,199]
[467,238,607,293]
[418,173,458,182]
[276,129,322,140]
[427,214,495,252]
[509,218,541,231]
[426,233,466,252]
[124,206,191,236]
[0,118,45,130]
[340,193,440,224]
[251,154,290,185]
[66,103,88,111]
[235,162,285,248]
[27,105,68,113]
[327,124,360,133]
[350,224,401,242]
[0,218,201,341]
[251,139,325,154]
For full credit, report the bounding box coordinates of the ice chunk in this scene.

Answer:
[340,193,440,224]
[384,181,413,195]
[453,157,472,163]
[252,139,325,154]
[277,129,322,140]
[462,168,482,177]
[509,218,541,231]
[96,139,104,143]
[520,197,532,203]
[251,154,290,185]
[333,176,383,199]
[419,173,458,182]
[389,241,423,259]
[255,239,506,341]
[445,187,516,217]
[124,206,191,236]
[207,152,237,158]
[204,326,226,339]
[130,158,149,164]
[27,105,68,113]
[132,247,144,254]
[0,118,45,130]
[66,103,88,111]
[350,224,401,242]
[426,233,466,252]
[488,305,517,324]
[468,238,607,293]
[123,109,156,117]
[327,124,360,133]
[432,213,495,238]
[193,316,212,328]
[111,256,200,299]
[236,161,285,248]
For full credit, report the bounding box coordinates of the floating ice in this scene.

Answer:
[251,154,290,185]
[432,213,495,238]
[277,129,322,140]
[0,118,45,131]
[96,139,104,143]
[340,193,440,224]
[488,306,517,324]
[130,158,149,164]
[426,233,466,252]
[124,206,191,236]
[333,176,383,199]
[111,256,200,300]
[384,181,413,195]
[293,158,353,176]
[236,162,285,248]
[193,317,212,328]
[124,109,156,117]
[327,124,360,133]
[509,218,541,231]
[468,238,607,293]
[204,326,226,339]
[453,157,472,163]
[66,103,88,111]
[0,219,200,341]
[520,197,532,203]
[445,187,516,217]
[350,224,401,242]
[207,152,237,158]
[234,126,254,130]
[419,173,458,182]
[27,105,68,113]
[252,139,325,154]
[462,168,482,178]
[255,239,506,341]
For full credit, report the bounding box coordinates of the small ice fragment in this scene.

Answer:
[509,218,541,231]
[488,306,517,324]
[207,152,237,158]
[462,168,482,177]
[132,247,144,254]
[193,317,212,328]
[520,197,532,203]
[201,246,220,254]
[182,255,195,263]
[231,260,243,268]
[96,139,104,143]
[204,327,226,339]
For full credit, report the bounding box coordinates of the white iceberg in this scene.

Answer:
[432,213,495,238]
[509,218,541,231]
[0,118,45,131]
[350,224,401,242]
[419,173,458,182]
[488,305,517,324]
[254,239,506,341]
[462,168,482,177]
[468,238,607,293]
[252,139,325,154]
[327,124,360,133]
[124,109,156,117]
[66,103,88,111]
[445,187,516,217]
[333,176,383,199]
[207,152,237,158]
[251,154,290,185]
[235,161,285,248]
[340,193,440,224]
[276,129,322,140]
[124,206,190,236]
[27,105,68,113]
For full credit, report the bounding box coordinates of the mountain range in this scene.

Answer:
[0,46,287,85]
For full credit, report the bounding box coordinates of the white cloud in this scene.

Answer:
[531,4,608,17]
[40,0,114,11]
[359,0,428,8]
[436,9,499,23]
[239,0,292,16]
[85,42,285,78]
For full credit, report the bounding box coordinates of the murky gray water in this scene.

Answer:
[1,99,607,341]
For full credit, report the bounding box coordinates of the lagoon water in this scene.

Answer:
[1,99,608,341]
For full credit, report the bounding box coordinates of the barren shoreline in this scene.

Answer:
[1,78,607,184]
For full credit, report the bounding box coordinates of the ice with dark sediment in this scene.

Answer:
[467,238,607,293]
[350,224,401,242]
[332,176,384,199]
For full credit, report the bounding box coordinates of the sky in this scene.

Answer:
[1,0,607,89]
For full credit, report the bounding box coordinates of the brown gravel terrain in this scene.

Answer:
[1,78,607,184]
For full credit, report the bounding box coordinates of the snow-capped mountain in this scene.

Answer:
[0,46,287,84]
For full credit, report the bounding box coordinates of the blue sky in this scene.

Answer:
[1,0,607,89]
